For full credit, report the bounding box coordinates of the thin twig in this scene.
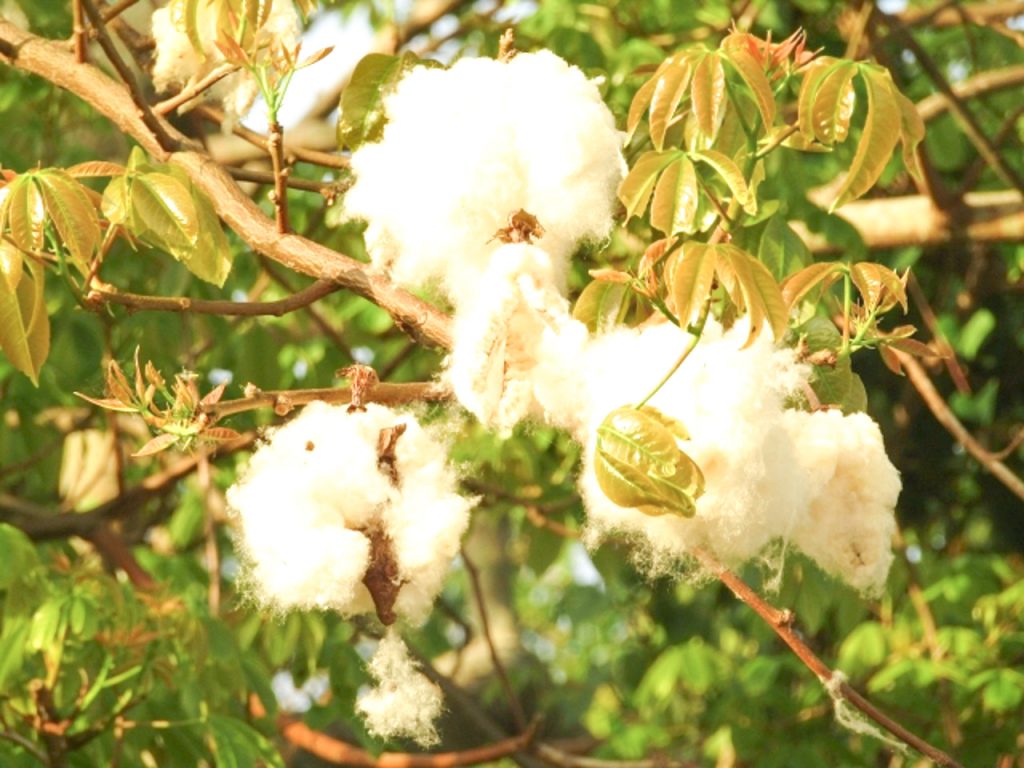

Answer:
[86,279,341,317]
[78,0,176,151]
[895,351,1024,503]
[227,166,343,195]
[461,548,528,730]
[206,381,450,420]
[695,547,964,768]
[102,0,141,23]
[267,120,290,233]
[154,63,240,115]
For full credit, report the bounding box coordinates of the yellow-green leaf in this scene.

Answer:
[714,244,787,345]
[627,69,660,141]
[651,156,699,235]
[810,60,857,144]
[4,176,46,253]
[132,172,199,251]
[338,52,429,151]
[0,253,48,384]
[35,170,100,268]
[574,280,629,334]
[594,405,704,518]
[723,46,775,131]
[830,66,903,210]
[649,55,695,151]
[101,176,131,226]
[691,53,726,141]
[181,186,233,287]
[798,57,841,142]
[691,149,755,214]
[781,261,846,307]
[0,240,23,293]
[895,91,925,180]
[618,150,681,221]
[850,262,908,313]
[667,241,717,327]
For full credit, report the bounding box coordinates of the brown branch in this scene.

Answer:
[194,104,350,170]
[899,1,1024,29]
[895,351,1024,503]
[461,548,528,730]
[86,279,340,316]
[72,0,87,63]
[206,381,451,420]
[916,65,1024,123]
[249,694,538,767]
[694,548,964,767]
[102,0,141,23]
[226,166,341,195]
[78,0,176,151]
[0,21,452,349]
[267,120,290,234]
[154,63,240,115]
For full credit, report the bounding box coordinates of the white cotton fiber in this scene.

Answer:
[446,244,587,432]
[228,402,473,621]
[357,629,444,746]
[782,409,900,595]
[577,319,814,574]
[343,50,626,308]
[151,0,300,121]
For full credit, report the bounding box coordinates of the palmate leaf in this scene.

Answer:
[648,54,695,150]
[831,66,903,210]
[131,172,199,252]
[618,150,682,221]
[714,244,788,346]
[595,406,704,518]
[2,175,46,253]
[667,240,717,327]
[573,280,629,334]
[690,52,726,141]
[0,244,49,385]
[809,61,857,144]
[781,261,846,308]
[35,169,101,269]
[691,149,756,214]
[720,42,775,131]
[850,262,907,313]
[650,155,699,235]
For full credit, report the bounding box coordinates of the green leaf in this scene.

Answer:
[648,54,695,151]
[690,53,726,141]
[650,156,699,235]
[101,175,132,225]
[722,46,775,131]
[0,250,49,384]
[691,149,755,214]
[4,175,46,252]
[830,66,903,210]
[337,52,428,151]
[573,280,628,334]
[756,214,811,281]
[131,172,199,251]
[714,244,788,345]
[618,150,681,221]
[809,60,857,144]
[895,90,925,179]
[35,169,100,267]
[182,183,233,287]
[594,405,704,518]
[798,57,842,142]
[667,240,717,327]
[982,670,1024,713]
[0,523,39,589]
[958,308,996,361]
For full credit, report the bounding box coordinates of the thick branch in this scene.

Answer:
[917,65,1024,122]
[86,279,341,316]
[795,191,1024,252]
[0,21,453,350]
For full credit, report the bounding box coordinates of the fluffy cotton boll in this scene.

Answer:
[150,0,300,121]
[344,51,625,307]
[447,244,585,433]
[229,402,472,620]
[357,630,444,746]
[782,409,900,595]
[578,320,812,573]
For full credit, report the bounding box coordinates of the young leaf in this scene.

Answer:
[573,280,629,334]
[714,244,788,344]
[618,150,681,221]
[691,149,755,214]
[895,90,925,179]
[809,60,857,144]
[4,176,46,253]
[0,253,49,384]
[690,53,726,141]
[830,66,902,210]
[798,57,841,142]
[337,52,427,151]
[182,183,233,287]
[594,406,704,518]
[722,45,776,131]
[35,169,101,267]
[132,172,199,251]
[850,262,907,313]
[648,55,695,151]
[650,155,699,235]
[66,161,126,178]
[0,240,23,292]
[781,261,846,307]
[667,240,717,327]
[132,433,179,458]
[757,214,811,281]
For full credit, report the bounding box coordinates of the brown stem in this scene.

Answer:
[154,63,240,115]
[694,548,965,768]
[226,166,343,195]
[85,279,340,317]
[895,351,1024,502]
[267,120,290,234]
[207,381,451,420]
[102,0,141,23]
[72,0,87,63]
[461,548,528,731]
[77,0,176,151]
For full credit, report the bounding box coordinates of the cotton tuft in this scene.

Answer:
[228,402,473,622]
[343,50,626,308]
[357,629,444,746]
[150,0,300,122]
